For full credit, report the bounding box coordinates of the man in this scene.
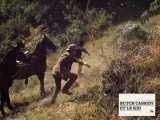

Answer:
[66,41,90,74]
[51,44,90,103]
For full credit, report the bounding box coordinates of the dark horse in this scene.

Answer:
[15,34,57,96]
[0,43,27,116]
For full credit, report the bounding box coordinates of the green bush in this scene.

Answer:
[0,0,43,61]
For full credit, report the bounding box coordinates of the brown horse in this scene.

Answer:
[15,35,57,97]
[0,43,27,116]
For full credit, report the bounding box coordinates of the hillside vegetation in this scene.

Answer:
[0,0,160,56]
[1,15,159,120]
[0,0,160,120]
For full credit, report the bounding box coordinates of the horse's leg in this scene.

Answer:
[0,99,5,116]
[37,72,45,97]
[24,65,32,86]
[4,88,13,111]
[24,78,28,85]
[0,91,5,116]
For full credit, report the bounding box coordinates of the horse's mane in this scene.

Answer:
[25,35,43,54]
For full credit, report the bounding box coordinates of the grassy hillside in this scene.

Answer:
[0,15,158,120]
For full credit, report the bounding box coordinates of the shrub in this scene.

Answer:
[102,58,144,94]
[113,22,150,52]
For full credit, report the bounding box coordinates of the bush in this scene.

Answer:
[0,15,30,62]
[102,58,144,94]
[113,22,150,52]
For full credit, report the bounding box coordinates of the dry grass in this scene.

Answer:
[129,24,160,76]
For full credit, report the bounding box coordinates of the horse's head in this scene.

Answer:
[41,35,57,52]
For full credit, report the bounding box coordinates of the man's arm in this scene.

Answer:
[81,48,90,56]
[74,58,90,68]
